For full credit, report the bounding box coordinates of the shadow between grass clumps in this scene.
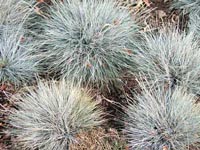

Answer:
[0,84,17,150]
[94,73,139,130]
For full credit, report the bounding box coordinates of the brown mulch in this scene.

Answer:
[133,0,189,31]
[69,128,127,150]
[0,84,16,150]
[0,143,8,150]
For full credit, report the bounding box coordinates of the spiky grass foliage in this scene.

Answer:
[124,81,200,150]
[0,27,41,86]
[117,0,138,8]
[9,80,104,150]
[132,29,200,95]
[171,0,200,11]
[0,0,35,40]
[188,10,200,39]
[41,0,138,88]
[23,0,50,37]
[171,0,200,39]
[0,0,30,26]
[171,0,200,40]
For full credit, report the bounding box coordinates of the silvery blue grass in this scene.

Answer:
[22,0,49,37]
[124,81,200,150]
[0,0,30,26]
[188,10,200,39]
[9,80,104,150]
[0,27,41,86]
[132,29,200,95]
[171,0,200,39]
[171,0,200,11]
[41,0,139,88]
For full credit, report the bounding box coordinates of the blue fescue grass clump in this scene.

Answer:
[124,81,200,150]
[132,29,200,95]
[41,0,139,88]
[0,27,42,87]
[9,80,104,150]
[0,0,44,87]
